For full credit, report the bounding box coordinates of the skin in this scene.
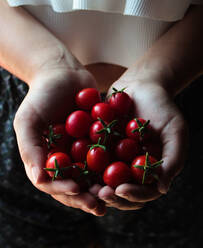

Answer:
[0,2,203,214]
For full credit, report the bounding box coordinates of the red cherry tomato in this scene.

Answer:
[44,124,70,149]
[126,118,151,142]
[89,120,105,144]
[115,138,141,162]
[47,146,67,158]
[103,162,132,189]
[108,88,133,116]
[76,88,101,110]
[66,110,92,138]
[131,153,163,184]
[91,103,115,123]
[87,145,109,173]
[71,162,86,180]
[71,139,91,162]
[45,152,72,180]
[71,162,90,190]
[89,118,119,145]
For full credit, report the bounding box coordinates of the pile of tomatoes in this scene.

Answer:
[44,87,163,190]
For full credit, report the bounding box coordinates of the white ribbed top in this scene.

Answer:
[6,0,203,66]
[7,0,203,20]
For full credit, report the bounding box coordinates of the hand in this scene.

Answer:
[93,74,188,210]
[13,67,106,216]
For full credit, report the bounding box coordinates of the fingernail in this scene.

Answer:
[116,193,128,198]
[65,191,79,196]
[158,183,170,194]
[103,195,117,202]
[31,166,38,184]
[91,210,105,217]
[65,185,80,195]
[91,205,106,216]
[137,203,145,209]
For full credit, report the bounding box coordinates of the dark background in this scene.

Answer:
[0,67,202,248]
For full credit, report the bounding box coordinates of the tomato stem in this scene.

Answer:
[96,118,120,145]
[45,125,62,149]
[72,163,90,178]
[89,137,107,151]
[133,152,163,184]
[44,159,71,181]
[132,119,150,138]
[108,87,127,98]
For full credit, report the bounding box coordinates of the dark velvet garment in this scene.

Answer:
[0,67,202,248]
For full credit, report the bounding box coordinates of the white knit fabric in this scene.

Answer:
[6,0,203,21]
[5,0,203,67]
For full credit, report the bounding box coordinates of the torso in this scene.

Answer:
[23,6,173,67]
[85,63,127,92]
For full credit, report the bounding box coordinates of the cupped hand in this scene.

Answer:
[13,67,106,216]
[94,75,188,210]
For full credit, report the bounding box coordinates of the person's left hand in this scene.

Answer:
[89,74,188,210]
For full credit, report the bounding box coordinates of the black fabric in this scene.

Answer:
[0,67,203,247]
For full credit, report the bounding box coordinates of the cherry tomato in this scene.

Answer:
[66,110,92,138]
[71,162,91,191]
[89,119,118,144]
[103,162,132,189]
[45,152,72,180]
[87,144,109,173]
[89,120,106,144]
[91,103,115,123]
[131,153,163,184]
[76,88,101,110]
[71,162,86,179]
[126,118,151,142]
[115,138,141,162]
[71,138,91,162]
[47,146,67,158]
[44,124,70,149]
[108,87,133,116]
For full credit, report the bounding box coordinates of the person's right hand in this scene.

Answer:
[13,67,106,216]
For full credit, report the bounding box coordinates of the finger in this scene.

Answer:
[115,183,162,202]
[158,115,188,194]
[52,193,106,216]
[39,179,80,195]
[98,186,144,210]
[89,184,102,196]
[13,101,80,196]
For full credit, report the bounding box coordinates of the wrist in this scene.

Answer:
[125,57,177,97]
[27,44,86,87]
[29,64,96,91]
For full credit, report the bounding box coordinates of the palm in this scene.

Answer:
[25,70,96,125]
[127,82,182,159]
[14,70,106,216]
[14,70,96,181]
[95,80,188,210]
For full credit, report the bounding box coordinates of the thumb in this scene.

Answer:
[13,102,47,185]
[13,98,80,195]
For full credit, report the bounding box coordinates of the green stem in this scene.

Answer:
[89,137,106,151]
